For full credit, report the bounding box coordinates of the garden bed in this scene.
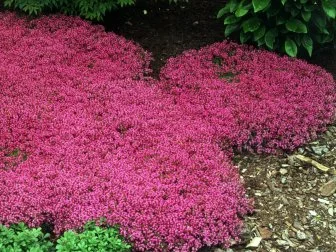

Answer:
[1,0,336,251]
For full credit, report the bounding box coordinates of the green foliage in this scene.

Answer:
[56,221,131,252]
[0,223,53,252]
[3,0,187,20]
[218,0,336,57]
[0,222,131,252]
[3,0,136,20]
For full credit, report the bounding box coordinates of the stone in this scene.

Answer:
[258,226,273,239]
[320,178,336,197]
[297,231,307,240]
[277,239,288,246]
[311,146,329,155]
[280,168,288,175]
[246,237,262,248]
[328,208,334,217]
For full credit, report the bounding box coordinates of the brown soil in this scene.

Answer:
[104,1,336,251]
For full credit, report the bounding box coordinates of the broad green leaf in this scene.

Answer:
[253,25,266,41]
[217,6,230,18]
[240,31,251,43]
[285,38,298,57]
[294,34,302,46]
[225,23,240,37]
[235,7,249,17]
[224,15,240,24]
[276,14,287,25]
[285,19,308,33]
[301,11,311,22]
[290,8,300,17]
[228,0,239,12]
[257,38,265,46]
[313,13,327,31]
[266,6,280,17]
[322,0,336,18]
[252,0,271,12]
[242,17,261,33]
[302,35,313,56]
[319,33,334,43]
[264,28,278,49]
[304,5,316,12]
[295,3,302,10]
[281,0,287,5]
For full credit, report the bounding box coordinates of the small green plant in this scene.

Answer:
[217,0,336,57]
[0,221,131,251]
[0,223,53,252]
[56,221,131,252]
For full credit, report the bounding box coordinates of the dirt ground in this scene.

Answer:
[104,1,336,251]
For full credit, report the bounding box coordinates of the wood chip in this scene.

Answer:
[246,237,262,248]
[257,226,273,239]
[320,178,336,197]
[294,155,330,172]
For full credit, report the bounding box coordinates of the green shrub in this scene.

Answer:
[0,223,53,252]
[3,0,186,21]
[3,0,135,20]
[56,222,131,252]
[217,0,336,57]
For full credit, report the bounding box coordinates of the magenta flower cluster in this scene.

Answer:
[0,12,334,251]
[160,41,336,153]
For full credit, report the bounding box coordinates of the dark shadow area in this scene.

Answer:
[103,0,224,77]
[103,0,336,79]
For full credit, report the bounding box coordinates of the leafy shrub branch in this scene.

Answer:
[3,0,187,20]
[217,0,336,57]
[3,0,135,20]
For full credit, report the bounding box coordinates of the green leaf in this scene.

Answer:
[252,0,270,12]
[264,28,278,49]
[316,33,334,43]
[304,4,316,12]
[313,13,328,32]
[242,17,261,33]
[285,38,298,57]
[240,31,251,43]
[257,38,265,46]
[285,19,308,33]
[281,0,287,5]
[228,0,239,12]
[301,11,311,22]
[217,6,230,18]
[302,35,313,56]
[235,6,249,17]
[224,23,240,37]
[290,8,300,17]
[276,14,287,25]
[266,6,280,17]
[322,0,336,18]
[253,25,266,41]
[224,15,240,24]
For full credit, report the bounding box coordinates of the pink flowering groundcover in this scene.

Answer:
[0,13,335,251]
